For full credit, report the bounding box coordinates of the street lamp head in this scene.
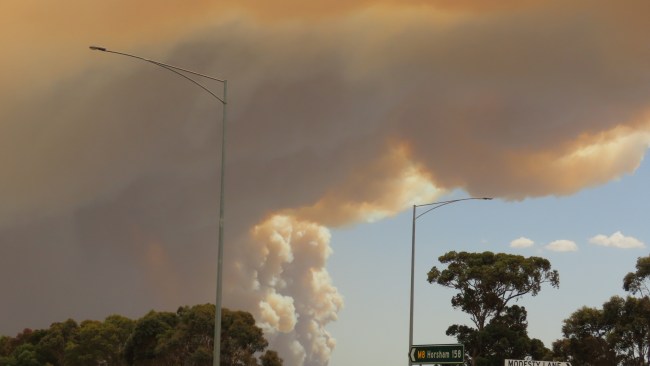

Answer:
[482,197,494,200]
[89,45,107,52]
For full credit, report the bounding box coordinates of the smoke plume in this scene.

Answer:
[1,1,650,365]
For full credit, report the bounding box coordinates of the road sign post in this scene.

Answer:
[409,344,464,364]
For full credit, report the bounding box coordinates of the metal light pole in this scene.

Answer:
[89,46,227,366]
[408,197,492,365]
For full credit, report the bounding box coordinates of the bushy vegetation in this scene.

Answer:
[430,251,650,365]
[0,305,282,366]
[428,251,559,366]
[553,255,650,365]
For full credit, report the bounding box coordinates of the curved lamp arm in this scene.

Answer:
[416,197,492,220]
[89,45,226,104]
[408,196,492,366]
[89,45,227,366]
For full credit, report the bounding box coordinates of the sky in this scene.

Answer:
[1,1,650,365]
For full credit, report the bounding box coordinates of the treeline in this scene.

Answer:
[552,255,650,365]
[0,304,282,366]
[428,251,650,366]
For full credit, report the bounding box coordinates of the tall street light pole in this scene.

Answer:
[89,46,227,366]
[408,197,492,365]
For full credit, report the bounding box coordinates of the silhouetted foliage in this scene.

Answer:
[624,255,650,297]
[553,255,650,365]
[428,251,559,365]
[260,350,283,366]
[553,304,619,365]
[0,305,281,366]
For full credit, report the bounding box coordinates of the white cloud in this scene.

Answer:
[545,240,578,252]
[510,237,534,248]
[589,231,646,249]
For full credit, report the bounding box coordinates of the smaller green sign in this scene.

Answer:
[409,344,464,364]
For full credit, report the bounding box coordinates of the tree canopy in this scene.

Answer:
[428,251,560,331]
[0,305,282,366]
[554,255,650,365]
[623,255,650,297]
[428,251,559,365]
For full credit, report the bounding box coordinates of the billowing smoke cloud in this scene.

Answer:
[1,1,650,365]
[224,146,439,363]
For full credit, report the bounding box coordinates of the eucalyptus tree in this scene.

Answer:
[603,296,650,365]
[624,255,650,297]
[427,251,559,365]
[553,255,650,365]
[553,305,618,365]
[0,305,282,366]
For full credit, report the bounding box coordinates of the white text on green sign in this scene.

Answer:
[409,344,464,364]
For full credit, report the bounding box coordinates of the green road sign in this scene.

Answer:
[409,344,464,364]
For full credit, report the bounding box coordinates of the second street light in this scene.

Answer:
[89,45,227,366]
[408,197,492,365]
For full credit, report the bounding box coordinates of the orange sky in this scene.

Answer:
[1,1,650,364]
